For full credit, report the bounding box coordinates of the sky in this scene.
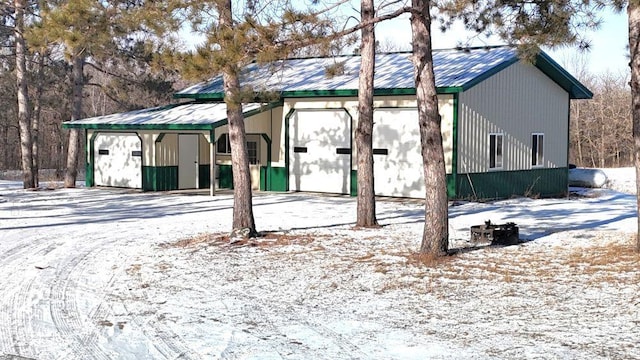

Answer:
[182,3,629,78]
[373,8,629,77]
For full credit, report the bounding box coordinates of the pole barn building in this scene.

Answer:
[63,46,592,199]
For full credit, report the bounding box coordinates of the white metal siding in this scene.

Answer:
[289,109,351,194]
[458,62,569,173]
[372,109,423,198]
[94,133,142,188]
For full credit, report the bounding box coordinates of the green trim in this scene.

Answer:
[63,122,228,131]
[283,108,295,191]
[260,134,272,191]
[350,170,357,196]
[536,52,593,99]
[456,168,568,200]
[450,93,459,198]
[460,58,519,92]
[260,166,287,191]
[174,93,224,100]
[86,130,96,187]
[142,166,178,191]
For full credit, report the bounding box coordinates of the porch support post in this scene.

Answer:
[210,139,215,196]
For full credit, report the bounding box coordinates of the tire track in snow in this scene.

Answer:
[0,234,54,356]
[118,268,200,359]
[224,288,369,359]
[8,276,37,357]
[48,237,116,360]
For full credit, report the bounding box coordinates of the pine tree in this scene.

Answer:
[15,0,35,189]
[410,0,449,255]
[30,0,170,187]
[628,0,640,252]
[168,0,338,239]
[356,0,378,227]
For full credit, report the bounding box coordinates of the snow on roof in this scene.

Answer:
[175,46,591,99]
[63,102,266,129]
[177,47,518,96]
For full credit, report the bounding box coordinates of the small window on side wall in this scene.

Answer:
[489,133,503,169]
[532,133,544,167]
[217,134,231,154]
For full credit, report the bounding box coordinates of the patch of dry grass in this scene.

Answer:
[164,231,327,250]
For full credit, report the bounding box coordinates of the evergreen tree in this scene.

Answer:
[356,0,378,227]
[167,0,336,239]
[628,0,640,251]
[15,0,36,189]
[410,0,449,255]
[30,0,171,187]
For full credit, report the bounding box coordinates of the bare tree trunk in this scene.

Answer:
[220,0,257,238]
[64,54,84,188]
[15,0,35,189]
[629,0,640,252]
[411,0,448,255]
[31,52,46,188]
[355,0,378,227]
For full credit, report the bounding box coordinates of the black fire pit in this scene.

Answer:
[470,220,520,245]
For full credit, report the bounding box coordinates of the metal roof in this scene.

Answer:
[175,46,592,100]
[62,102,268,130]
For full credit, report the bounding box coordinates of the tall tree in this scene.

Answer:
[30,50,47,187]
[15,0,35,189]
[64,52,83,187]
[356,0,378,227]
[629,0,640,251]
[32,0,168,187]
[410,0,449,255]
[219,0,257,236]
[170,0,338,239]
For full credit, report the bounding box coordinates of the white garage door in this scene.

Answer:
[94,133,142,188]
[289,109,351,194]
[373,108,424,198]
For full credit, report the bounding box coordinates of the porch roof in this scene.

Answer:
[62,102,270,130]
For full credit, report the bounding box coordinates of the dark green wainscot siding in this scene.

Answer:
[142,166,178,191]
[218,164,234,189]
[456,168,568,200]
[260,166,287,191]
[198,164,211,189]
[218,165,288,191]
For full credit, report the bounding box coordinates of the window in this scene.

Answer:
[217,134,231,154]
[216,133,260,164]
[489,133,503,169]
[247,141,258,165]
[532,133,544,167]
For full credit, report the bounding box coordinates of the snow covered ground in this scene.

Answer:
[0,170,639,359]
